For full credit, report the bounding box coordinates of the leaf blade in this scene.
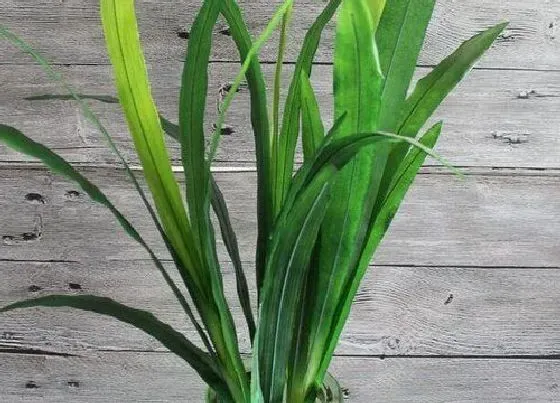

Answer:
[0,295,228,396]
[100,0,200,284]
[300,72,325,160]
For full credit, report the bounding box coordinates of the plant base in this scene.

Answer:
[206,372,342,402]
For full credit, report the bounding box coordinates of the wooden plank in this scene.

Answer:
[1,63,560,168]
[0,168,560,267]
[0,351,559,402]
[1,0,559,70]
[0,167,558,266]
[2,260,560,356]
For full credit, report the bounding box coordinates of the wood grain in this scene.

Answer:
[1,0,559,70]
[0,167,558,266]
[1,63,559,168]
[1,260,560,356]
[0,352,559,402]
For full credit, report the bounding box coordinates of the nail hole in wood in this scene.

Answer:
[65,190,81,201]
[219,27,231,36]
[28,285,42,293]
[25,193,45,204]
[176,29,190,40]
[342,388,351,399]
[68,283,82,290]
[22,232,38,241]
[67,380,80,388]
[25,381,39,389]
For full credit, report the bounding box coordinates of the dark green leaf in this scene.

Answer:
[219,0,276,298]
[273,0,342,219]
[377,0,436,131]
[210,179,256,343]
[300,72,325,160]
[399,22,508,137]
[290,0,387,395]
[180,3,250,400]
[0,295,228,396]
[0,123,214,355]
[0,30,214,354]
[314,123,443,382]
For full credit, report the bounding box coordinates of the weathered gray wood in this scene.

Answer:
[0,167,558,266]
[0,351,559,402]
[1,0,559,70]
[2,260,560,356]
[1,63,560,168]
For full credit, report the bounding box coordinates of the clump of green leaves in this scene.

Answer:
[0,0,505,401]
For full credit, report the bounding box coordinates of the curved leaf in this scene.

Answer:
[179,3,250,400]
[0,295,228,396]
[315,122,444,382]
[0,124,213,355]
[0,31,213,354]
[293,0,387,394]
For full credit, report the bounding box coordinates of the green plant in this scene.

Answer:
[0,0,505,401]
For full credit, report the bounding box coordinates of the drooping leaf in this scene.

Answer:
[300,72,325,160]
[0,31,214,354]
[0,295,229,397]
[0,124,214,354]
[34,92,256,346]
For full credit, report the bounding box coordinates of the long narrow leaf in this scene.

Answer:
[272,5,294,141]
[379,22,507,213]
[300,72,325,160]
[291,0,387,394]
[31,91,256,346]
[100,0,201,288]
[377,0,436,131]
[211,179,256,342]
[180,0,220,243]
[0,124,214,355]
[273,0,342,219]
[315,122,443,382]
[209,0,295,308]
[220,0,275,301]
[0,295,228,396]
[259,126,451,402]
[0,31,214,354]
[399,22,508,137]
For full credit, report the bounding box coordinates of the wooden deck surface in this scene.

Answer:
[1,0,559,401]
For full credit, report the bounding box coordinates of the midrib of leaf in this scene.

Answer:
[104,1,198,282]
